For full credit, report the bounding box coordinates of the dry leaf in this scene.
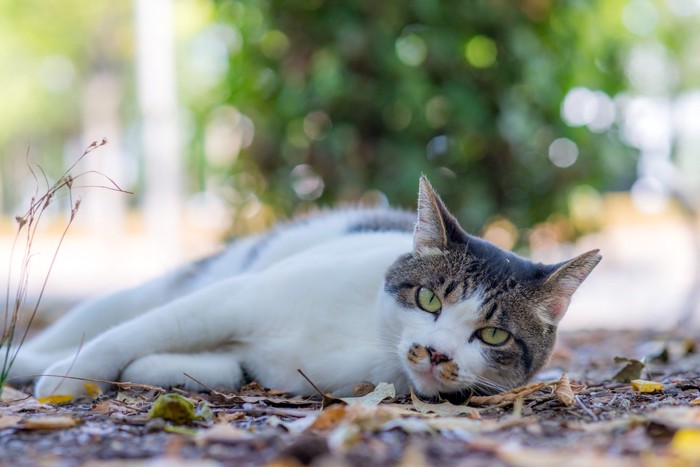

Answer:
[553,373,576,407]
[410,388,480,418]
[0,415,22,429]
[36,394,74,405]
[339,382,395,407]
[690,397,700,406]
[310,405,349,431]
[0,386,31,402]
[630,379,663,393]
[469,382,545,406]
[612,356,645,383]
[23,416,81,430]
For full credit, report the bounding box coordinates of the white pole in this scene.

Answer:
[134,0,184,268]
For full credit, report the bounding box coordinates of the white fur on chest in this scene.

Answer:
[211,232,413,394]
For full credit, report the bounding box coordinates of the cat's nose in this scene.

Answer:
[426,346,450,365]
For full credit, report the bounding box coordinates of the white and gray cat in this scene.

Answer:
[10,176,601,401]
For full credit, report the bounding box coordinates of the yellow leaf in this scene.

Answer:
[148,393,196,425]
[630,379,663,393]
[37,394,73,405]
[672,428,700,461]
[84,383,102,399]
[690,397,700,406]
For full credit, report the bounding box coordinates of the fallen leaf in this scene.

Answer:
[23,416,81,430]
[84,382,102,398]
[410,388,480,418]
[671,428,700,461]
[630,379,663,393]
[0,415,22,429]
[612,356,645,383]
[553,373,576,407]
[36,394,73,405]
[309,405,349,431]
[338,382,395,407]
[148,393,211,425]
[469,382,546,406]
[0,386,31,402]
[690,398,700,406]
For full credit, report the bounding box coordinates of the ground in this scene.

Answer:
[2,329,700,467]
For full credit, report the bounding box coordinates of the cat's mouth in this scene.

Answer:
[406,343,462,395]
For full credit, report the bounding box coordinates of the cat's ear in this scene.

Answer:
[413,176,465,253]
[537,249,602,324]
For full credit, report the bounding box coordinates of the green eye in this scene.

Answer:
[477,327,510,346]
[416,287,442,313]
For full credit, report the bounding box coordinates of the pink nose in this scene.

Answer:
[426,346,450,365]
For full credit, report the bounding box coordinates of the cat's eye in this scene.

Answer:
[416,287,441,313]
[476,327,510,346]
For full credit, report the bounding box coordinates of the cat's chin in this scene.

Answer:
[410,372,462,400]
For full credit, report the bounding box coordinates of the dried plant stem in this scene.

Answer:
[1,139,131,391]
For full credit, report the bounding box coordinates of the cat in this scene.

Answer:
[9,176,601,401]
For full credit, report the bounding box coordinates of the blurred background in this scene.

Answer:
[1,0,699,330]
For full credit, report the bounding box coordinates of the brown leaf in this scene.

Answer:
[309,405,349,431]
[23,416,81,430]
[612,356,645,383]
[469,382,546,406]
[554,373,576,407]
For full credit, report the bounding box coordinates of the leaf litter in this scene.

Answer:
[3,329,700,465]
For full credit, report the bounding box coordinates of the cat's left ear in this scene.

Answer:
[414,176,466,253]
[537,249,602,324]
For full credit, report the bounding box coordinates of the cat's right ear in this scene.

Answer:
[413,176,464,253]
[537,249,602,324]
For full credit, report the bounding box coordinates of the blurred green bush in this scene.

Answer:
[203,0,638,238]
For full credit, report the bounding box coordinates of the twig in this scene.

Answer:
[575,395,599,421]
[296,369,326,398]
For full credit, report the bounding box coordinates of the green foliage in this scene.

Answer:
[211,0,639,235]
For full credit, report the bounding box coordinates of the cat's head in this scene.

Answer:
[380,176,601,401]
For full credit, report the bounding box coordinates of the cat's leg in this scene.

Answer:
[9,255,238,384]
[121,351,244,391]
[34,275,256,397]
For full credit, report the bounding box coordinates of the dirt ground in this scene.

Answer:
[2,329,700,467]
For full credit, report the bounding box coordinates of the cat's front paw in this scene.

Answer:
[34,359,114,399]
